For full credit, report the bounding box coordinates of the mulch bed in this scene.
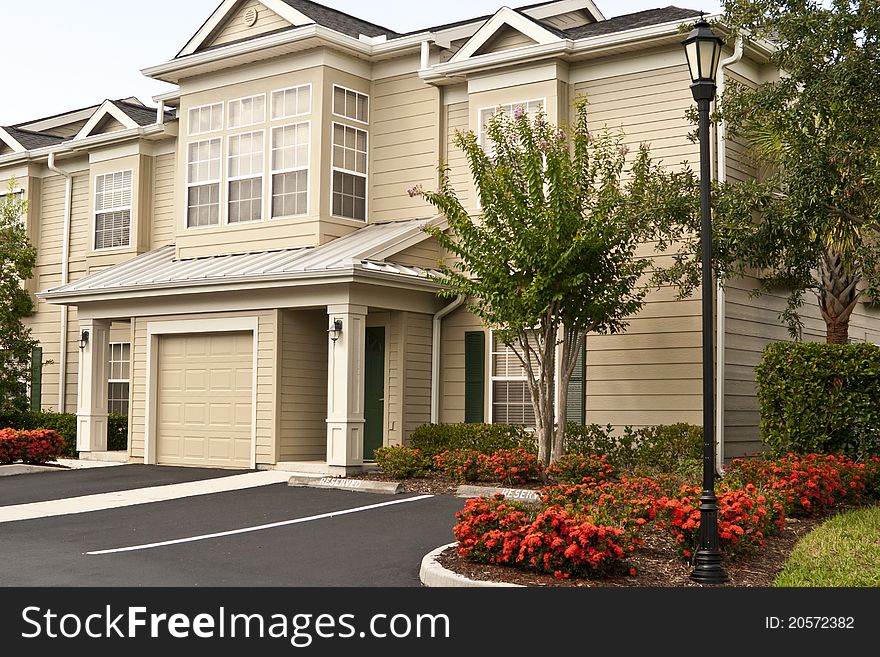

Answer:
[360,470,843,587]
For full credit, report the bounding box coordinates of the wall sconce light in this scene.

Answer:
[79,329,90,350]
[328,319,343,343]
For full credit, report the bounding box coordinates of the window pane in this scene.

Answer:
[187,183,220,227]
[228,178,262,223]
[332,171,366,221]
[272,171,308,218]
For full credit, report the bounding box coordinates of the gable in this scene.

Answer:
[474,25,539,56]
[0,142,14,155]
[91,115,128,136]
[539,10,594,31]
[206,0,292,50]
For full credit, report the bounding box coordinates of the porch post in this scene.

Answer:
[76,318,111,452]
[326,304,368,473]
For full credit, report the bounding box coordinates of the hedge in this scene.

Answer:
[563,422,702,472]
[756,342,880,457]
[409,423,534,458]
[0,410,128,456]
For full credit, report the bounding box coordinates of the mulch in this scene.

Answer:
[359,470,837,587]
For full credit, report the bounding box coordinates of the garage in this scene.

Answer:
[155,331,254,468]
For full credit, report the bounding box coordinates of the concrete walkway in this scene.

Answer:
[0,470,293,524]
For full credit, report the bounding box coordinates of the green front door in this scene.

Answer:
[364,327,385,460]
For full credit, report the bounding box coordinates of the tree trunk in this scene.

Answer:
[818,246,860,345]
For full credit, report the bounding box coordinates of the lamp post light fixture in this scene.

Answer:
[78,330,90,350]
[328,318,343,343]
[683,16,729,585]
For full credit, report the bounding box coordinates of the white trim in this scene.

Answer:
[74,101,140,141]
[450,7,560,64]
[17,106,98,134]
[522,0,605,22]
[145,317,259,469]
[0,127,26,154]
[331,84,370,125]
[329,121,369,222]
[270,120,311,220]
[92,168,134,252]
[185,136,223,229]
[226,129,266,225]
[177,0,315,58]
[270,83,312,121]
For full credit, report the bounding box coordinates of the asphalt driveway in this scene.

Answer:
[0,466,463,587]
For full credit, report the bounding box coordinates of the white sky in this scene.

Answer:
[0,0,722,126]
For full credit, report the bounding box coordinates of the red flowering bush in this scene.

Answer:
[656,483,785,559]
[435,448,543,484]
[541,476,659,535]
[0,428,64,465]
[434,449,483,482]
[547,453,615,485]
[453,495,532,564]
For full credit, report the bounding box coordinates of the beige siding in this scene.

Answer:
[92,116,128,136]
[541,11,592,30]
[370,74,439,222]
[476,27,537,56]
[42,119,89,139]
[151,153,176,247]
[403,313,433,438]
[392,238,443,269]
[574,64,699,169]
[278,309,328,461]
[445,100,472,210]
[208,0,291,49]
[724,71,758,184]
[386,312,404,446]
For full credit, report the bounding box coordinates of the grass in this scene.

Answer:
[773,505,880,587]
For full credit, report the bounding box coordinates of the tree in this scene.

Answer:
[412,100,697,466]
[0,179,37,410]
[680,0,880,343]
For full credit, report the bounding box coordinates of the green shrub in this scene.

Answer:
[634,423,703,472]
[409,423,534,458]
[374,446,432,478]
[756,342,880,457]
[563,423,639,469]
[0,410,128,456]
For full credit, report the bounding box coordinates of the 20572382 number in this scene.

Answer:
[788,617,855,629]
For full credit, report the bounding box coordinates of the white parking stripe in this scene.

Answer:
[86,494,434,555]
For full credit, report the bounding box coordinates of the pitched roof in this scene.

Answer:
[563,6,702,39]
[115,99,175,126]
[1,126,68,150]
[280,0,398,38]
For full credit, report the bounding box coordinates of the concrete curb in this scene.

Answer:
[419,542,523,588]
[456,484,543,504]
[288,475,401,495]
[0,464,65,477]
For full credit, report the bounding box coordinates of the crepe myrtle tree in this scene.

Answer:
[411,100,698,466]
[0,179,37,411]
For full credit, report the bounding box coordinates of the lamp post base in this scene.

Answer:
[689,549,729,584]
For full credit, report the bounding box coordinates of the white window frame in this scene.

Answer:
[107,342,131,417]
[187,102,224,137]
[186,137,223,229]
[477,98,546,150]
[226,130,265,225]
[270,121,310,220]
[488,331,538,428]
[330,121,368,222]
[332,84,369,125]
[227,94,266,130]
[271,84,312,121]
[0,188,24,226]
[92,169,133,251]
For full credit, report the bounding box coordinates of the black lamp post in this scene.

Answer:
[682,17,729,584]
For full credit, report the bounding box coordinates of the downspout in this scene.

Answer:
[715,35,744,476]
[47,152,73,413]
[431,295,466,424]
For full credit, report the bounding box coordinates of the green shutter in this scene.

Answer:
[464,331,485,424]
[565,339,586,425]
[30,346,43,412]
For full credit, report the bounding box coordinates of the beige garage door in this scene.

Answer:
[156,332,253,468]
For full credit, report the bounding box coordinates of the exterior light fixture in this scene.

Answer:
[682,16,729,585]
[328,319,343,343]
[79,330,90,350]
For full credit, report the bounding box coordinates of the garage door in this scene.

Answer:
[156,332,253,468]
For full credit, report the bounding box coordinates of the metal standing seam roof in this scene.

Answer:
[40,218,446,299]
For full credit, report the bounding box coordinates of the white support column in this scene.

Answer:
[326,304,368,472]
[76,319,110,453]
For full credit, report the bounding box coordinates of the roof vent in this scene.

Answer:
[243,7,258,27]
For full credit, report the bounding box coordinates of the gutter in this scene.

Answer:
[715,36,744,476]
[431,295,466,424]
[46,152,73,413]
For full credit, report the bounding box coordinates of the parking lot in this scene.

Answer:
[0,465,463,587]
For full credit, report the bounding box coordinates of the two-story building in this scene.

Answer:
[3,0,879,473]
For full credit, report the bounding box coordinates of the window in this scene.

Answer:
[188,103,223,136]
[331,123,367,220]
[271,85,311,120]
[332,85,368,123]
[490,332,537,427]
[0,189,24,225]
[94,171,132,249]
[271,123,309,218]
[108,342,130,416]
[187,138,222,227]
[227,131,264,224]
[228,94,266,129]
[479,99,545,150]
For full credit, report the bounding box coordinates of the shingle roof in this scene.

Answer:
[1,126,68,150]
[563,6,702,39]
[281,0,399,39]
[114,99,175,126]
